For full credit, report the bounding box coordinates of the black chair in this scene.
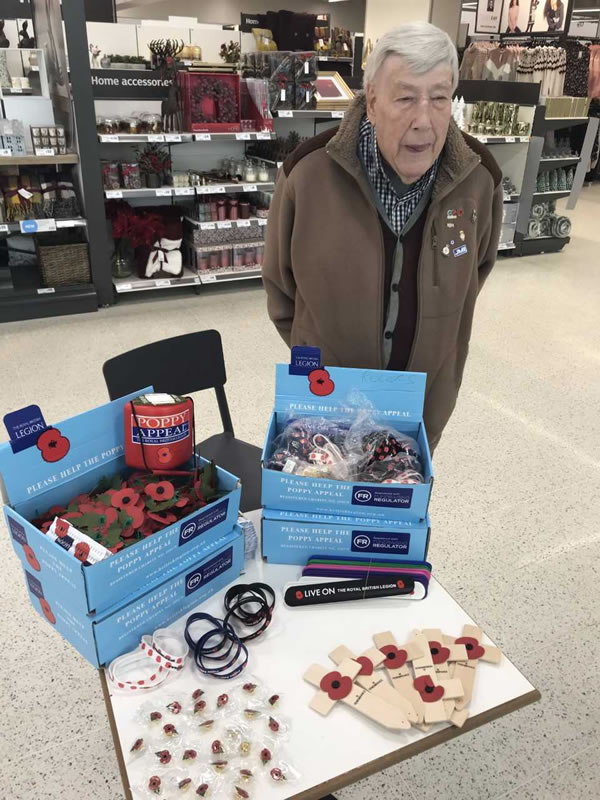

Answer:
[102,330,262,512]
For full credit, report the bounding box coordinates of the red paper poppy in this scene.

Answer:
[36,428,70,462]
[23,544,41,571]
[127,504,145,529]
[355,656,374,676]
[183,749,197,761]
[455,636,485,660]
[145,481,175,501]
[48,505,66,516]
[379,644,408,670]
[121,522,136,539]
[147,511,177,525]
[155,749,171,765]
[413,675,445,702]
[40,520,53,533]
[109,542,124,554]
[62,512,82,521]
[102,506,118,526]
[175,495,189,508]
[428,641,451,665]
[55,518,70,538]
[111,488,140,509]
[319,670,353,701]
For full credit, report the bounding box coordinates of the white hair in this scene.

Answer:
[363,23,459,90]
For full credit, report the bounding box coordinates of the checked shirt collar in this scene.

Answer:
[358,115,438,237]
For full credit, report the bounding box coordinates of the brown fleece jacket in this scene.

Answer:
[263,93,503,449]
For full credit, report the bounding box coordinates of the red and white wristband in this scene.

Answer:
[107,629,188,692]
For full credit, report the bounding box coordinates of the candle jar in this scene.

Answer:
[209,251,219,270]
[102,161,121,189]
[239,201,250,220]
[244,247,255,266]
[198,252,209,271]
[121,162,142,189]
[217,199,227,221]
[220,248,230,268]
[128,118,138,135]
[233,248,243,268]
[244,161,257,183]
[256,245,264,266]
[258,161,269,182]
[210,200,218,222]
[228,198,238,220]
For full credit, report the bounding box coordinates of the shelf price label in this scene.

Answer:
[237,219,251,227]
[37,287,55,294]
[100,135,119,142]
[148,134,165,142]
[155,279,171,287]
[156,188,173,196]
[0,224,9,233]
[174,187,194,195]
[106,190,123,199]
[0,149,11,157]
[20,219,57,234]
[165,134,182,142]
[258,218,268,226]
[332,111,344,118]
[202,274,217,283]
[278,110,293,118]
[56,219,82,228]
[257,132,271,140]
[217,221,232,229]
[195,133,211,141]
[193,276,201,284]
[200,222,216,230]
[236,132,251,140]
[212,185,226,194]
[36,148,56,156]
[505,136,516,143]
[118,282,132,292]
[243,184,257,192]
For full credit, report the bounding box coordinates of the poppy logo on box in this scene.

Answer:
[354,490,373,503]
[353,535,371,549]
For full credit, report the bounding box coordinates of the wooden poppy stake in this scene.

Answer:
[413,630,469,727]
[328,645,417,725]
[303,658,412,730]
[451,625,502,711]
[373,630,427,725]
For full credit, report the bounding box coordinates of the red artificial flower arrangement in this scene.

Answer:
[32,463,222,554]
[106,200,167,248]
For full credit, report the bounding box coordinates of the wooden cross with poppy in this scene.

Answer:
[451,625,502,711]
[303,658,412,730]
[372,630,427,726]
[328,645,417,726]
[411,631,469,728]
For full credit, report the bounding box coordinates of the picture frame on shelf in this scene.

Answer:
[314,71,354,109]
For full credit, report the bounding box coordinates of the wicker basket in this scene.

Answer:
[38,243,91,287]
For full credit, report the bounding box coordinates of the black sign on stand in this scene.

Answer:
[240,12,266,33]
[90,69,172,100]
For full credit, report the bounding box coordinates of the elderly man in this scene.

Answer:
[263,23,503,450]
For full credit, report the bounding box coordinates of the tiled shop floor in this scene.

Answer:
[1,186,599,799]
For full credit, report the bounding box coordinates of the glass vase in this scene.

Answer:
[112,239,134,278]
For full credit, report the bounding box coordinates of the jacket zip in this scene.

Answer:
[431,222,439,288]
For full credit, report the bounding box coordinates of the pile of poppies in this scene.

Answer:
[32,463,223,554]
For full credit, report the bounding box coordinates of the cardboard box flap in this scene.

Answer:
[0,388,151,507]
[273,365,426,423]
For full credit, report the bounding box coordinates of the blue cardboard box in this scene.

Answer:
[1,389,241,616]
[262,508,430,565]
[261,365,433,522]
[19,528,244,667]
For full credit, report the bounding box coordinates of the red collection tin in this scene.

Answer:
[124,393,194,471]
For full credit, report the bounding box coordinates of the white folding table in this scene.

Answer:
[100,511,539,800]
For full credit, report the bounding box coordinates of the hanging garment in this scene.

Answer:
[589,46,600,99]
[564,41,591,97]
